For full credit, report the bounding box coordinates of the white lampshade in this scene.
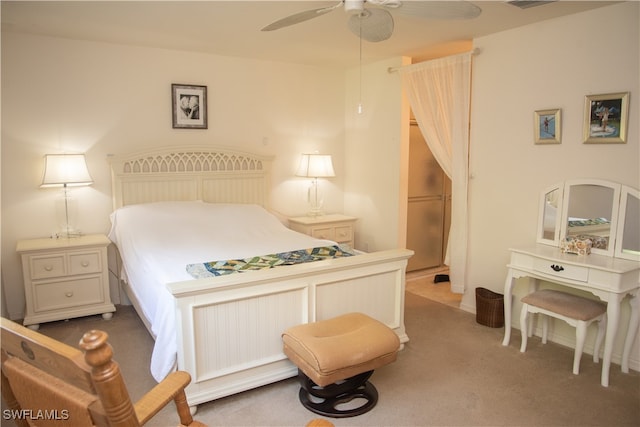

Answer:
[41,154,93,187]
[296,154,335,178]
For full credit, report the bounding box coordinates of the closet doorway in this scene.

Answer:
[406,121,451,272]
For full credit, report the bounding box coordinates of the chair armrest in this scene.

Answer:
[134,370,192,425]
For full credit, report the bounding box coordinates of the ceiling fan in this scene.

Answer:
[261,1,482,43]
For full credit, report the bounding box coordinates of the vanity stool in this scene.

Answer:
[282,313,400,418]
[520,289,607,375]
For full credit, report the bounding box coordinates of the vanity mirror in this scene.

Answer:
[615,186,640,261]
[537,178,638,260]
[561,179,620,257]
[537,184,563,244]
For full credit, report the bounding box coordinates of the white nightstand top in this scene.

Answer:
[16,234,111,253]
[288,214,357,226]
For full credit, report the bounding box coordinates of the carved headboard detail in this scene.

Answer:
[109,146,273,209]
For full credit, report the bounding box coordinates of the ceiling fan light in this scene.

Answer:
[344,0,365,14]
[347,8,394,42]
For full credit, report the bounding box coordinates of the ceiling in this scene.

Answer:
[1,1,619,67]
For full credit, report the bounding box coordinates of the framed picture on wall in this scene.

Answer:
[172,84,208,129]
[534,109,561,144]
[583,92,629,144]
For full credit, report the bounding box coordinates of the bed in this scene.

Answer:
[108,146,413,409]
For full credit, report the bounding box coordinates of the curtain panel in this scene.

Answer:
[398,52,472,293]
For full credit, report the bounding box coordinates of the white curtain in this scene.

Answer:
[398,52,472,293]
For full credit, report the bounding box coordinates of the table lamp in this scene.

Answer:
[296,153,335,217]
[40,154,93,238]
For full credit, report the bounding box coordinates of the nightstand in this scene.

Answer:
[288,214,357,248]
[17,234,115,330]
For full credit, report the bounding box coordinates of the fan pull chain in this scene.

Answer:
[357,14,363,115]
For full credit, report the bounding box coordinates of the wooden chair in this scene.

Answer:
[1,317,205,427]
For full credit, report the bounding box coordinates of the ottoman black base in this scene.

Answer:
[297,369,378,418]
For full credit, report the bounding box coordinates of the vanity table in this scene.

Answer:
[502,179,640,387]
[503,245,639,387]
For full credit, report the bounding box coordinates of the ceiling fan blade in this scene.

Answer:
[393,1,482,20]
[261,1,343,31]
[347,8,394,42]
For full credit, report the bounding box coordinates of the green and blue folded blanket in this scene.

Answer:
[186,245,355,279]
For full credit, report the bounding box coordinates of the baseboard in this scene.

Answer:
[529,325,640,373]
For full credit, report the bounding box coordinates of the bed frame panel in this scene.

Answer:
[109,145,412,408]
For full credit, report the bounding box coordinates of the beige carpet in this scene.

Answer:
[5,290,639,427]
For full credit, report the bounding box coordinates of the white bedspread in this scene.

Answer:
[108,201,336,381]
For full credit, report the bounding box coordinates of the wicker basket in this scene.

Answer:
[475,287,504,328]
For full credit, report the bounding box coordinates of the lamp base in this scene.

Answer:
[307,179,325,217]
[54,187,83,239]
[306,208,324,218]
[53,230,84,239]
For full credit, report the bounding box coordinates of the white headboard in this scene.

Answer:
[109,146,273,209]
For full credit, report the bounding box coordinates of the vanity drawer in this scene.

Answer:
[533,258,589,282]
[33,276,104,312]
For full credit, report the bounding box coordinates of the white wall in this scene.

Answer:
[344,56,409,253]
[0,33,348,319]
[466,2,639,368]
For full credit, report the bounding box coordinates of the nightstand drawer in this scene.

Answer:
[334,225,353,243]
[288,214,357,248]
[311,227,334,240]
[69,251,102,275]
[30,254,66,280]
[33,277,104,312]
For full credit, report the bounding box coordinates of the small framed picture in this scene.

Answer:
[583,92,629,144]
[172,84,207,129]
[534,109,561,144]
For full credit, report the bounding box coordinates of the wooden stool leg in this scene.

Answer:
[574,322,588,375]
[593,315,607,363]
[541,315,549,344]
[528,313,535,338]
[520,304,529,353]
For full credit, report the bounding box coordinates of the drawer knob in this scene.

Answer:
[81,261,90,267]
[550,264,564,272]
[65,291,74,298]
[44,265,53,272]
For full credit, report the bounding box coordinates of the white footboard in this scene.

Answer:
[167,248,413,407]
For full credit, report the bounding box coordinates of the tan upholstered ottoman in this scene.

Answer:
[282,312,400,418]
